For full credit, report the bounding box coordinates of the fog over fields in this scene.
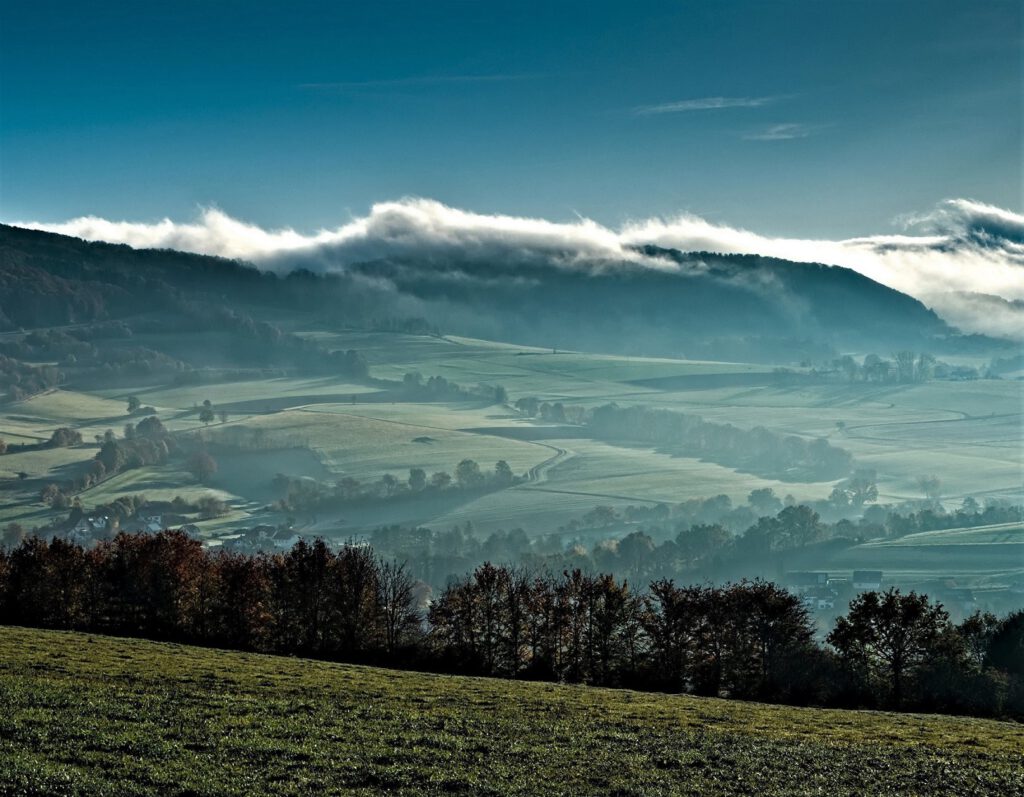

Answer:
[0,220,1020,621]
[2,2,1023,791]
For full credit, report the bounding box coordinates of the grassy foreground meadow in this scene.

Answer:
[0,626,1021,796]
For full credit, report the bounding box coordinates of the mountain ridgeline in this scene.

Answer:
[0,223,961,363]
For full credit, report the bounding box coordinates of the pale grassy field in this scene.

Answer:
[125,376,382,410]
[300,331,776,398]
[1,332,1020,543]
[236,406,548,479]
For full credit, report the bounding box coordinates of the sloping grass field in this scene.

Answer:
[0,626,1021,796]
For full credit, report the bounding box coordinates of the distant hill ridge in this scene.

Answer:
[0,223,964,361]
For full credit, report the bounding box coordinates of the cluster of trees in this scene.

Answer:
[0,325,255,392]
[0,236,371,397]
[513,399,854,481]
[271,459,520,512]
[2,426,83,458]
[0,532,1020,718]
[556,491,788,539]
[0,533,421,659]
[885,498,1023,537]
[827,352,991,384]
[72,346,190,386]
[401,372,507,404]
[47,427,83,448]
[164,304,370,378]
[361,497,1023,599]
[830,352,937,383]
[87,415,219,488]
[514,397,587,425]
[95,416,176,476]
[544,506,831,586]
[0,353,62,401]
[0,329,97,364]
[586,404,854,481]
[435,565,1024,715]
[0,328,180,387]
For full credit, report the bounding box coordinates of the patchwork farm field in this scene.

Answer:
[0,331,1020,550]
[1,625,1021,797]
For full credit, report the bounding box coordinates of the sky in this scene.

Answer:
[1,0,1020,239]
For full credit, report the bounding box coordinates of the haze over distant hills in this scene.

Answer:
[13,197,1024,341]
[0,221,1001,364]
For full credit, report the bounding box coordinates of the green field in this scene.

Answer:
[1,626,1021,796]
[1,331,1020,552]
[818,522,1024,590]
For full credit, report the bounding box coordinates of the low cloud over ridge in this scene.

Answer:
[12,198,1024,339]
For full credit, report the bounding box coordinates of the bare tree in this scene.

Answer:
[377,559,421,655]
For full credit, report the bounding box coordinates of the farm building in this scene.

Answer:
[786,572,829,593]
[66,516,113,546]
[852,570,883,590]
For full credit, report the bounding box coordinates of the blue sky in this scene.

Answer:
[1,0,1019,237]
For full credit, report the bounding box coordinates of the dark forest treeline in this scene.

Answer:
[6,223,1013,369]
[1,532,1021,719]
[0,307,369,389]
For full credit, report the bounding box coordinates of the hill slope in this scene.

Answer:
[0,223,962,362]
[0,626,1021,796]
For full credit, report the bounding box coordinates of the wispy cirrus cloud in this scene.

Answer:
[742,123,815,141]
[632,95,778,116]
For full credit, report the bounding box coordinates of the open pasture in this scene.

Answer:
[76,462,236,508]
[235,405,549,480]
[302,331,779,400]
[3,389,128,425]
[535,438,831,503]
[129,375,382,414]
[621,381,1022,504]
[1,625,1020,797]
[426,437,834,537]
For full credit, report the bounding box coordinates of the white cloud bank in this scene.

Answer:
[11,197,1024,339]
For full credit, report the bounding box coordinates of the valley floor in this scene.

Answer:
[0,626,1020,796]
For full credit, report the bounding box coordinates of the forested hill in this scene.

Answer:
[0,223,965,361]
